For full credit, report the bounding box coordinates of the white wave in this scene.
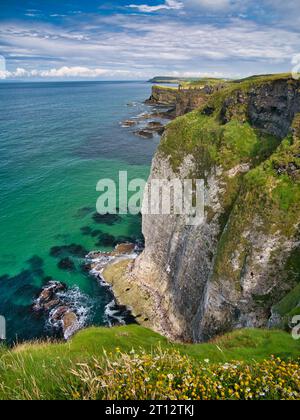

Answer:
[104,299,126,327]
[47,286,93,339]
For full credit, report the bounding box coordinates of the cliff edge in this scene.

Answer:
[104,74,300,342]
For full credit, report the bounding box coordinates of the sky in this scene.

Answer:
[0,0,300,81]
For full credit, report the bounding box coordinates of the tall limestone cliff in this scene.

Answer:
[105,75,300,342]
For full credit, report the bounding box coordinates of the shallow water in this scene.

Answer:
[0,81,159,343]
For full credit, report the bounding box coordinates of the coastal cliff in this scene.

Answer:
[104,75,300,342]
[147,83,224,117]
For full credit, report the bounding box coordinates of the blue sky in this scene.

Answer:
[0,0,299,80]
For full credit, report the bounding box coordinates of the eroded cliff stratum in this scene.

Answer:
[104,75,300,342]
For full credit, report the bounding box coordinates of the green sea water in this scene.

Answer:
[0,81,160,342]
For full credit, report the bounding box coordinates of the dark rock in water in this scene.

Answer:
[66,244,88,257]
[0,274,10,282]
[121,120,137,127]
[80,226,103,237]
[27,255,44,269]
[91,229,103,238]
[44,299,60,311]
[39,288,54,302]
[32,281,85,340]
[26,256,45,278]
[33,281,67,312]
[96,233,116,247]
[50,245,68,258]
[58,258,75,271]
[147,121,164,129]
[80,262,91,273]
[150,108,175,120]
[80,226,93,236]
[51,306,69,321]
[134,130,154,139]
[74,207,94,219]
[50,244,88,258]
[144,121,165,135]
[92,213,122,225]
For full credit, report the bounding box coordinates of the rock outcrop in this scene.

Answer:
[33,281,87,340]
[112,75,300,342]
[147,84,224,117]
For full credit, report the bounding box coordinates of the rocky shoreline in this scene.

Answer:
[120,97,176,140]
[33,281,91,340]
[32,243,141,340]
[86,243,143,326]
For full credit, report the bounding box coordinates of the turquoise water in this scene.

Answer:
[0,81,159,343]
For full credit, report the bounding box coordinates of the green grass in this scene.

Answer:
[273,284,300,320]
[153,84,178,91]
[0,325,299,399]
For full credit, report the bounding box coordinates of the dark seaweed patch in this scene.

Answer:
[80,226,103,237]
[80,226,93,235]
[50,244,88,258]
[95,233,117,247]
[92,212,122,225]
[74,207,94,219]
[26,256,45,277]
[57,258,76,271]
[27,256,44,269]
[91,229,103,237]
[54,234,71,241]
[115,235,134,243]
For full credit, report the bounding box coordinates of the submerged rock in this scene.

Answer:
[121,120,137,127]
[58,257,76,271]
[92,212,122,225]
[145,121,165,135]
[95,233,116,247]
[33,281,67,312]
[134,130,154,139]
[50,244,88,258]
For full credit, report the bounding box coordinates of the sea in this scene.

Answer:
[0,81,161,343]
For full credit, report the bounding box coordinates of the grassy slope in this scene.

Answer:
[0,325,299,399]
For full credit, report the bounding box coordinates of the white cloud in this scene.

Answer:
[128,0,183,13]
[187,0,231,10]
[1,12,299,80]
[0,55,6,72]
[0,66,130,80]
